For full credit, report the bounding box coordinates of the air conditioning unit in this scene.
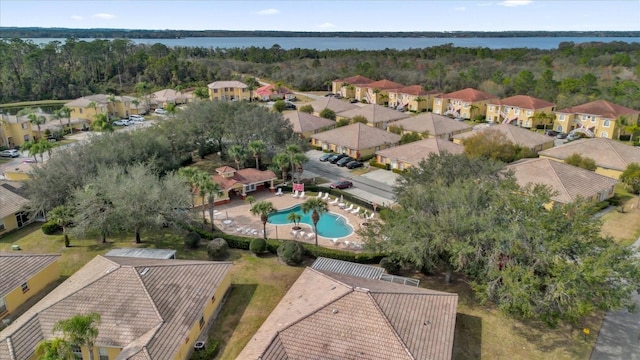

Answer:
[194,341,206,352]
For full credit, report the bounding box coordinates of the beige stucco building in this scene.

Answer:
[432,88,498,120]
[553,100,640,139]
[486,95,556,128]
[207,80,249,101]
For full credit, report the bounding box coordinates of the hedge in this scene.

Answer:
[369,159,387,170]
[41,221,61,235]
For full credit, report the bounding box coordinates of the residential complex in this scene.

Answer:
[207,80,249,101]
[553,100,640,139]
[65,94,146,122]
[432,88,499,120]
[486,95,555,128]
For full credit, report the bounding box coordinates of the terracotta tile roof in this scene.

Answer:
[311,123,401,150]
[0,253,60,297]
[310,97,359,114]
[539,137,640,172]
[337,104,411,124]
[212,168,277,191]
[283,111,336,133]
[506,158,618,204]
[310,257,384,279]
[489,95,555,110]
[256,84,293,97]
[206,80,247,89]
[556,100,640,119]
[439,88,498,102]
[239,268,458,360]
[0,256,232,360]
[0,181,29,219]
[334,75,375,85]
[65,94,140,108]
[376,138,464,166]
[392,113,472,136]
[388,85,438,96]
[454,124,554,150]
[359,79,405,90]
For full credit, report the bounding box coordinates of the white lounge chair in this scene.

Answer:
[298,231,306,239]
[292,190,299,198]
[290,229,299,237]
[322,193,329,200]
[275,188,283,196]
[299,191,306,199]
[351,206,360,215]
[344,204,354,212]
[235,227,245,233]
[316,192,323,199]
[330,238,339,245]
[368,212,375,220]
[306,232,315,240]
[344,240,351,248]
[329,197,339,205]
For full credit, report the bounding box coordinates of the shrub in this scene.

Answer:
[391,168,406,174]
[207,238,229,260]
[277,241,304,265]
[380,257,401,275]
[369,159,387,170]
[319,108,336,120]
[41,220,61,235]
[299,104,314,114]
[190,341,219,360]
[335,119,350,127]
[249,238,267,255]
[184,231,201,249]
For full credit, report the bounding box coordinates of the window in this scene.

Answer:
[603,120,610,127]
[79,108,83,114]
[245,184,256,193]
[21,282,29,293]
[0,297,6,314]
[559,114,565,121]
[211,295,216,303]
[99,348,109,360]
[514,108,520,115]
[21,123,28,130]
[199,315,205,329]
[601,132,608,138]
[489,105,494,111]
[527,110,532,116]
[591,117,596,123]
[463,103,469,108]
[557,125,563,132]
[71,346,82,359]
[0,222,5,231]
[213,89,218,93]
[15,212,29,229]
[435,99,440,105]
[582,115,587,121]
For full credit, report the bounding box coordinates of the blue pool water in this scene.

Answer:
[268,204,353,238]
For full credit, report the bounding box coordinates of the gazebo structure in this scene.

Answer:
[212,166,278,204]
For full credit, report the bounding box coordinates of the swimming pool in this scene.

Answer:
[268,204,353,238]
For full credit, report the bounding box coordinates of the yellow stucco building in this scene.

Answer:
[388,86,441,112]
[331,75,374,98]
[207,80,249,101]
[486,95,556,128]
[432,88,499,120]
[65,94,146,122]
[553,100,640,139]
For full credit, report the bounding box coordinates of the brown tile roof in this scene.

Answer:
[489,95,555,110]
[334,75,375,85]
[359,79,405,90]
[539,137,640,172]
[454,124,554,150]
[206,80,247,89]
[256,84,293,97]
[0,181,29,219]
[0,253,60,297]
[376,138,464,166]
[439,88,498,102]
[506,158,618,204]
[311,123,401,150]
[239,268,458,360]
[65,94,140,108]
[556,100,640,119]
[283,111,336,133]
[338,104,411,124]
[392,112,472,136]
[212,168,277,191]
[0,256,232,360]
[310,97,359,114]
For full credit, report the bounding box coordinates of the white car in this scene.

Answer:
[154,108,168,114]
[129,115,145,122]
[113,119,130,126]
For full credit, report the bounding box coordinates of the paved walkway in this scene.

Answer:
[591,235,640,359]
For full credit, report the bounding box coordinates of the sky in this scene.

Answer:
[1,0,639,32]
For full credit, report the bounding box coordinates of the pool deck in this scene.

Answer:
[210,190,372,250]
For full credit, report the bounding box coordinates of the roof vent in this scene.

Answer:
[330,285,336,291]
[139,267,150,276]
[332,308,339,314]
[423,320,432,328]
[354,287,370,293]
[105,266,117,274]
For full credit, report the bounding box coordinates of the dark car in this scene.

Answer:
[330,180,353,189]
[545,130,559,137]
[556,132,568,139]
[319,153,335,162]
[346,161,364,169]
[284,102,297,110]
[328,154,348,164]
[336,156,355,167]
[349,98,359,103]
[324,93,335,97]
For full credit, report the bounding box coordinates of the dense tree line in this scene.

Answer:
[1,38,639,110]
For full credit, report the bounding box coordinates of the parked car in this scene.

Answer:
[329,180,353,189]
[154,108,168,114]
[21,158,36,164]
[284,102,297,110]
[336,156,355,167]
[113,119,130,126]
[129,115,145,122]
[567,132,583,141]
[346,161,364,169]
[0,149,19,158]
[328,154,348,164]
[349,98,359,103]
[324,93,335,97]
[556,132,568,139]
[319,153,335,162]
[334,94,343,99]
[545,130,559,137]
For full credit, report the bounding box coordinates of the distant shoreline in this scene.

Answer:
[1,27,639,39]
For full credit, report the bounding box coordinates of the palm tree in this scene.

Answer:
[250,201,276,239]
[106,94,118,123]
[285,145,309,183]
[135,81,152,113]
[35,337,74,360]
[272,153,290,182]
[413,96,426,112]
[53,313,101,360]
[228,144,247,170]
[48,205,75,247]
[89,114,113,132]
[618,115,630,140]
[287,211,302,230]
[22,140,41,163]
[178,167,202,210]
[248,140,266,169]
[28,113,46,140]
[51,109,64,136]
[200,179,222,232]
[0,116,10,148]
[37,139,54,161]
[301,198,328,247]
[245,77,260,102]
[58,106,73,134]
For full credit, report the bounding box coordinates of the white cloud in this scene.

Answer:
[498,0,532,6]
[318,22,336,29]
[454,6,467,11]
[477,2,493,6]
[71,15,83,21]
[92,13,115,19]
[257,8,279,15]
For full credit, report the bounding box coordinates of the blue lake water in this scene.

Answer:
[268,204,353,238]
[20,36,640,50]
